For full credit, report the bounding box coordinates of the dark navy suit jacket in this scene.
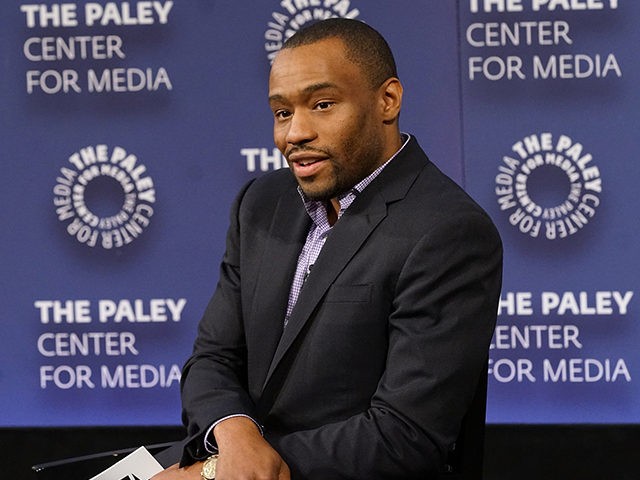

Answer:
[160,137,502,479]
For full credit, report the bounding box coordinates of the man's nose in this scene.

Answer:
[285,111,317,145]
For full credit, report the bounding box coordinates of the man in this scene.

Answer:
[154,18,502,480]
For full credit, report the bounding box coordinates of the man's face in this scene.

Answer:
[268,38,388,201]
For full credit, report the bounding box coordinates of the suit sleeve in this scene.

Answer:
[178,180,258,463]
[266,211,503,480]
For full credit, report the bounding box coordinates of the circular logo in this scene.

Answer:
[264,0,361,63]
[495,133,602,240]
[53,144,156,249]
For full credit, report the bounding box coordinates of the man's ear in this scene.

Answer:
[379,77,403,124]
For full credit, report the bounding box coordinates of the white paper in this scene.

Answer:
[88,446,163,480]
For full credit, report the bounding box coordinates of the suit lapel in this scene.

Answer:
[261,188,390,390]
[248,186,309,391]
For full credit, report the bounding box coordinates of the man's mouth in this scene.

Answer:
[298,159,319,167]
[288,154,328,177]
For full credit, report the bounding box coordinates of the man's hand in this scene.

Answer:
[150,417,290,480]
[213,416,290,479]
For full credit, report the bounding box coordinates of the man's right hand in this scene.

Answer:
[212,416,290,479]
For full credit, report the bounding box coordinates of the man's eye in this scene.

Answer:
[274,110,292,120]
[315,101,334,110]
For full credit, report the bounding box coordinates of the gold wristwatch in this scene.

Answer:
[201,454,219,479]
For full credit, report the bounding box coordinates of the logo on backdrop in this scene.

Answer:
[53,144,156,249]
[495,133,602,240]
[264,0,361,63]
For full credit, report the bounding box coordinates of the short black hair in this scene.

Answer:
[282,18,398,88]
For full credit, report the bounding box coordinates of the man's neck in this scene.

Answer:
[326,199,340,226]
[324,131,408,226]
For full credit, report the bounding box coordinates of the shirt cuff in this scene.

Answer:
[204,414,264,454]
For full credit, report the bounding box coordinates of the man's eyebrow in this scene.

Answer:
[268,93,286,104]
[302,82,338,94]
[269,82,339,103]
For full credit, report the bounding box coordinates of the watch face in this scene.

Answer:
[201,455,218,479]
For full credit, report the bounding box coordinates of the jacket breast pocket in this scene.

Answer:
[324,284,371,303]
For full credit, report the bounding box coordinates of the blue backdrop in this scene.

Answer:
[1,0,636,426]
